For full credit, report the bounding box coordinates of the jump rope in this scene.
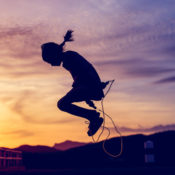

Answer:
[86,80,123,158]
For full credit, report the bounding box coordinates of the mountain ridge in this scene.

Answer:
[13,140,91,152]
[11,130,175,169]
[53,140,91,151]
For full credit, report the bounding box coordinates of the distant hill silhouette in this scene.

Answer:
[13,131,175,169]
[14,144,58,153]
[53,140,91,151]
[14,140,90,152]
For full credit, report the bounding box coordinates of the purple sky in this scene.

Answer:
[0,0,175,147]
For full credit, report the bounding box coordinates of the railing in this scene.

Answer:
[0,148,24,170]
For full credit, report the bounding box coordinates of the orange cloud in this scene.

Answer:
[1,129,34,138]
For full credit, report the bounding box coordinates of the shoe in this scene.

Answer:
[87,117,104,136]
[87,112,100,129]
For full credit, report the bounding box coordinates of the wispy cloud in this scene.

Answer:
[0,23,60,79]
[95,58,175,79]
[155,76,175,84]
[10,90,37,123]
[8,90,73,125]
[1,129,34,138]
[119,124,175,133]
[0,23,51,57]
[0,25,33,39]
[126,67,175,78]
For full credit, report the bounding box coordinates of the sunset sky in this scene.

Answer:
[0,0,175,148]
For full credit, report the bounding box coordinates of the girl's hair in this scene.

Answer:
[41,30,74,63]
[60,30,74,48]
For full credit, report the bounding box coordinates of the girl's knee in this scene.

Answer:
[57,98,68,111]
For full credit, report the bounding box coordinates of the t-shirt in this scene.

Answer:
[62,51,102,89]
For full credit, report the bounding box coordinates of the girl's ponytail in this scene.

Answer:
[60,30,74,48]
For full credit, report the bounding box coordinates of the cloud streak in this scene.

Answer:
[0,23,46,58]
[119,124,175,133]
[95,58,175,79]
[0,23,62,80]
[9,90,73,125]
[155,76,175,84]
[1,129,34,138]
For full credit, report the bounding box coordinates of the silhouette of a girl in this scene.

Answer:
[41,30,104,136]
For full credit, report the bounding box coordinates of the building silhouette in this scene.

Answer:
[0,147,24,170]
